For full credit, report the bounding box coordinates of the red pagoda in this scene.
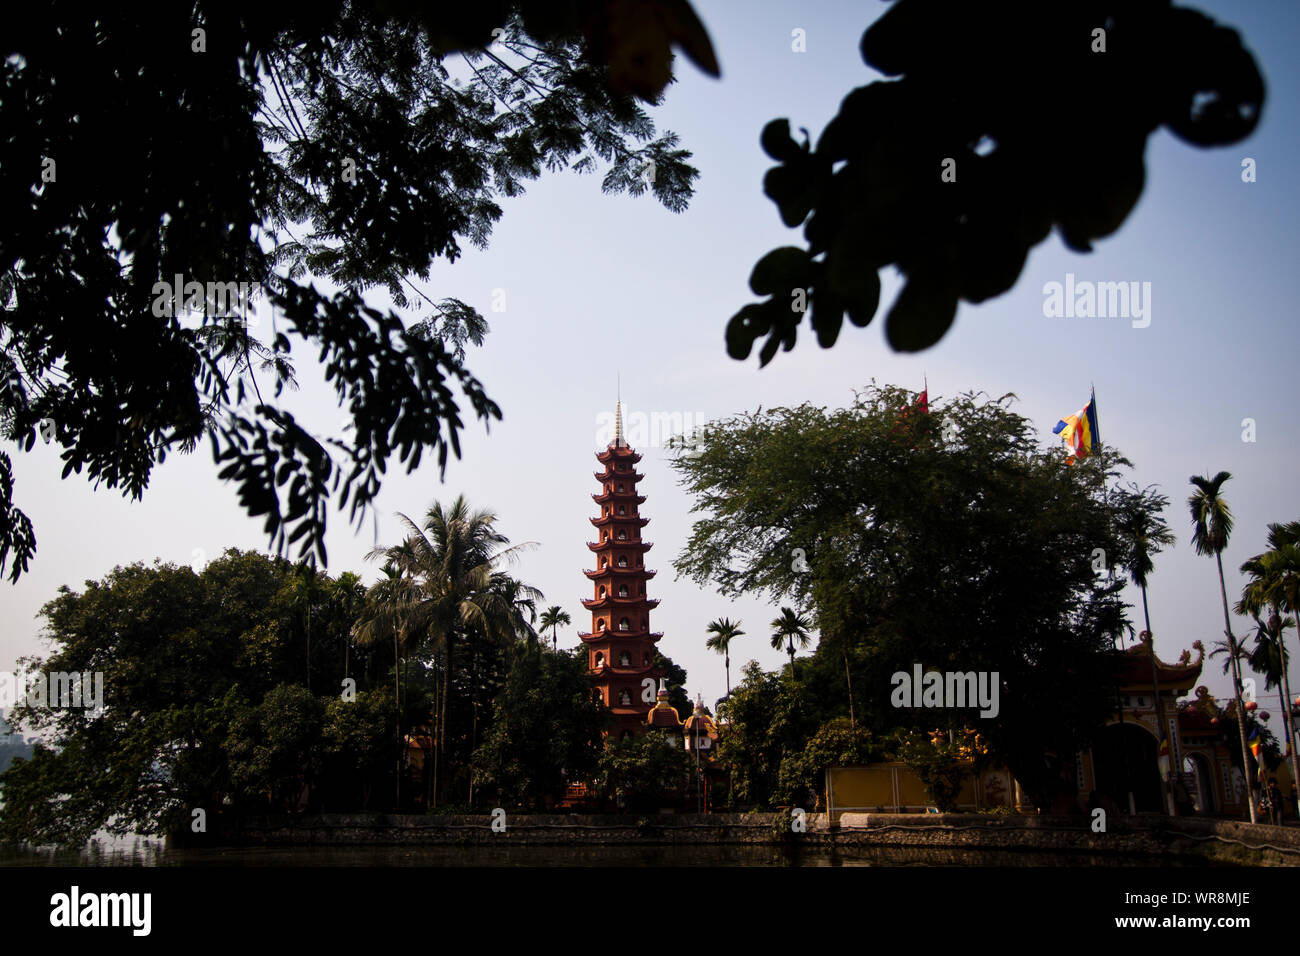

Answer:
[579,401,664,739]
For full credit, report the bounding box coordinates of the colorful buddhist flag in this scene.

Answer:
[1053,387,1100,464]
[1248,725,1262,761]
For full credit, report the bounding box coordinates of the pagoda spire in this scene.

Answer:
[614,398,626,448]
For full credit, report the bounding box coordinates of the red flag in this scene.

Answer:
[893,385,930,444]
[899,388,929,422]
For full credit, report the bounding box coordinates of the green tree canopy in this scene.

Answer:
[352,494,538,805]
[672,384,1163,808]
[715,661,817,807]
[595,730,693,812]
[472,647,605,809]
[774,717,880,809]
[0,549,393,844]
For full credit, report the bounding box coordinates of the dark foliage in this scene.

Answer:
[728,0,1264,363]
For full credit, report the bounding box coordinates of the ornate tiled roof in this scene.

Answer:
[1115,632,1204,688]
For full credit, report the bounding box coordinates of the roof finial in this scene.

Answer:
[614,375,626,448]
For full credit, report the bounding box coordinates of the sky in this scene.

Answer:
[3,0,1299,723]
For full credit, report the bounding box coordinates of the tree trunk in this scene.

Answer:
[1141,586,1173,815]
[1284,608,1300,818]
[429,650,441,809]
[1113,646,1136,814]
[394,624,402,810]
[438,639,452,807]
[842,643,856,729]
[1218,552,1258,823]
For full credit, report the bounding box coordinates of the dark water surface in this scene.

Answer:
[0,836,1235,867]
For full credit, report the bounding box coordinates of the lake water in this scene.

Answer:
[0,834,1233,867]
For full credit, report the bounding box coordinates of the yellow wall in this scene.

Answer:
[826,763,1025,821]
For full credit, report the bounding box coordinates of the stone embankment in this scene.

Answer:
[206,812,1300,864]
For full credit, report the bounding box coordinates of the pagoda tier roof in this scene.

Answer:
[596,447,642,464]
[594,469,643,482]
[1114,634,1204,689]
[587,540,653,552]
[582,596,661,610]
[579,631,664,643]
[592,492,647,505]
[592,663,660,677]
[589,515,650,528]
[584,567,657,579]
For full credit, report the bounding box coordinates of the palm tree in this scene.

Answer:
[1208,634,1252,676]
[353,495,535,806]
[539,605,572,652]
[1188,472,1257,822]
[351,559,417,807]
[289,561,319,693]
[1238,522,1300,805]
[493,572,543,650]
[1242,612,1295,724]
[705,617,745,700]
[770,607,813,680]
[1116,486,1175,813]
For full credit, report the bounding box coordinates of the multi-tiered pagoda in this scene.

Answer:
[579,401,664,739]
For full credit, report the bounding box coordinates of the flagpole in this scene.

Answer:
[1092,384,1140,814]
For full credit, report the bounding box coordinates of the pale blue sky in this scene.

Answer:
[4,0,1298,719]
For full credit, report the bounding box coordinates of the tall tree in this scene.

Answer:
[1237,520,1300,805]
[492,573,543,650]
[353,495,534,805]
[770,608,812,680]
[351,558,417,807]
[1208,635,1252,683]
[1240,612,1295,763]
[705,617,745,700]
[539,606,572,652]
[0,550,390,844]
[1188,471,1256,823]
[672,385,1134,809]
